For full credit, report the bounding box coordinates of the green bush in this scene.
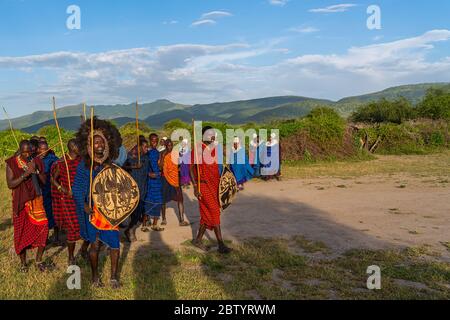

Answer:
[36,126,75,156]
[351,97,415,124]
[163,119,191,133]
[275,119,305,138]
[416,88,450,120]
[304,107,345,144]
[0,130,31,158]
[120,122,153,137]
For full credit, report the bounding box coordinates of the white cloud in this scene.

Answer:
[0,30,449,116]
[191,19,216,27]
[269,0,289,6]
[192,10,232,27]
[310,4,357,13]
[201,11,232,19]
[288,26,320,34]
[163,20,178,25]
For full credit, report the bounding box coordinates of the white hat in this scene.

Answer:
[233,137,240,144]
[252,133,257,139]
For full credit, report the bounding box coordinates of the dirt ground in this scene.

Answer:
[131,175,450,260]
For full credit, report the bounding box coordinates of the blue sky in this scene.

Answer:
[1,0,449,117]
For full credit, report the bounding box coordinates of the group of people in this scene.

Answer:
[7,118,284,288]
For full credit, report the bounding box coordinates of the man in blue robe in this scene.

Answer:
[37,141,59,243]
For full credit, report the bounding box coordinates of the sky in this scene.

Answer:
[0,0,449,117]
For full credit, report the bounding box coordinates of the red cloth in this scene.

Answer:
[5,156,44,216]
[191,143,221,230]
[51,157,81,242]
[13,201,48,255]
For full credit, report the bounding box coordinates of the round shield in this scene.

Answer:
[219,165,238,212]
[92,164,140,227]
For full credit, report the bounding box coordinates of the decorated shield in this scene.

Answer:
[92,164,140,227]
[219,165,238,212]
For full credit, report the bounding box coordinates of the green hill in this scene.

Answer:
[0,100,188,131]
[2,82,449,132]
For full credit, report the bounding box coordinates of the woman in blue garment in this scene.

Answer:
[261,133,281,181]
[249,133,264,178]
[229,137,254,191]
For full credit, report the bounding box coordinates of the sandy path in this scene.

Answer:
[130,176,450,259]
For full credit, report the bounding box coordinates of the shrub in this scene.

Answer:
[416,88,450,120]
[163,119,191,133]
[304,107,345,144]
[0,130,31,158]
[351,97,415,124]
[36,126,75,156]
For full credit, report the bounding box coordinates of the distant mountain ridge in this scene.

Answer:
[4,82,450,133]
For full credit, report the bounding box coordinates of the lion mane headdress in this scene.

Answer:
[75,116,122,167]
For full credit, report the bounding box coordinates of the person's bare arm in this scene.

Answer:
[6,164,33,189]
[36,162,46,185]
[189,163,202,199]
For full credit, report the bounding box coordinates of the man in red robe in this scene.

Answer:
[190,126,231,254]
[51,139,89,265]
[5,140,53,272]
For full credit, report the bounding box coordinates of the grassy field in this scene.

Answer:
[0,153,449,300]
[283,150,450,179]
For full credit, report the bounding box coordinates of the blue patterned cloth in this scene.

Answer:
[73,161,120,248]
[229,148,254,185]
[42,153,59,229]
[124,155,150,227]
[261,143,280,176]
[144,149,162,219]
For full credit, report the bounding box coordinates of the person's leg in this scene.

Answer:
[151,217,164,231]
[67,242,76,265]
[54,226,60,243]
[36,246,45,262]
[192,224,208,251]
[213,225,232,254]
[125,209,140,242]
[89,240,103,287]
[80,240,89,260]
[36,246,55,271]
[161,204,167,225]
[110,249,121,289]
[19,250,27,272]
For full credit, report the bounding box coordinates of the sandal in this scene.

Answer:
[19,264,29,273]
[110,279,121,289]
[36,261,56,272]
[179,220,191,227]
[151,226,165,232]
[141,227,149,233]
[218,245,232,255]
[92,278,105,288]
[191,240,209,252]
[161,219,167,226]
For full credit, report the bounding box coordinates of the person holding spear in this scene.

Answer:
[190,124,232,254]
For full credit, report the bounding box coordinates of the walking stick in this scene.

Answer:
[83,103,87,122]
[136,99,140,166]
[89,107,94,209]
[192,119,201,194]
[52,97,72,192]
[2,107,19,149]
